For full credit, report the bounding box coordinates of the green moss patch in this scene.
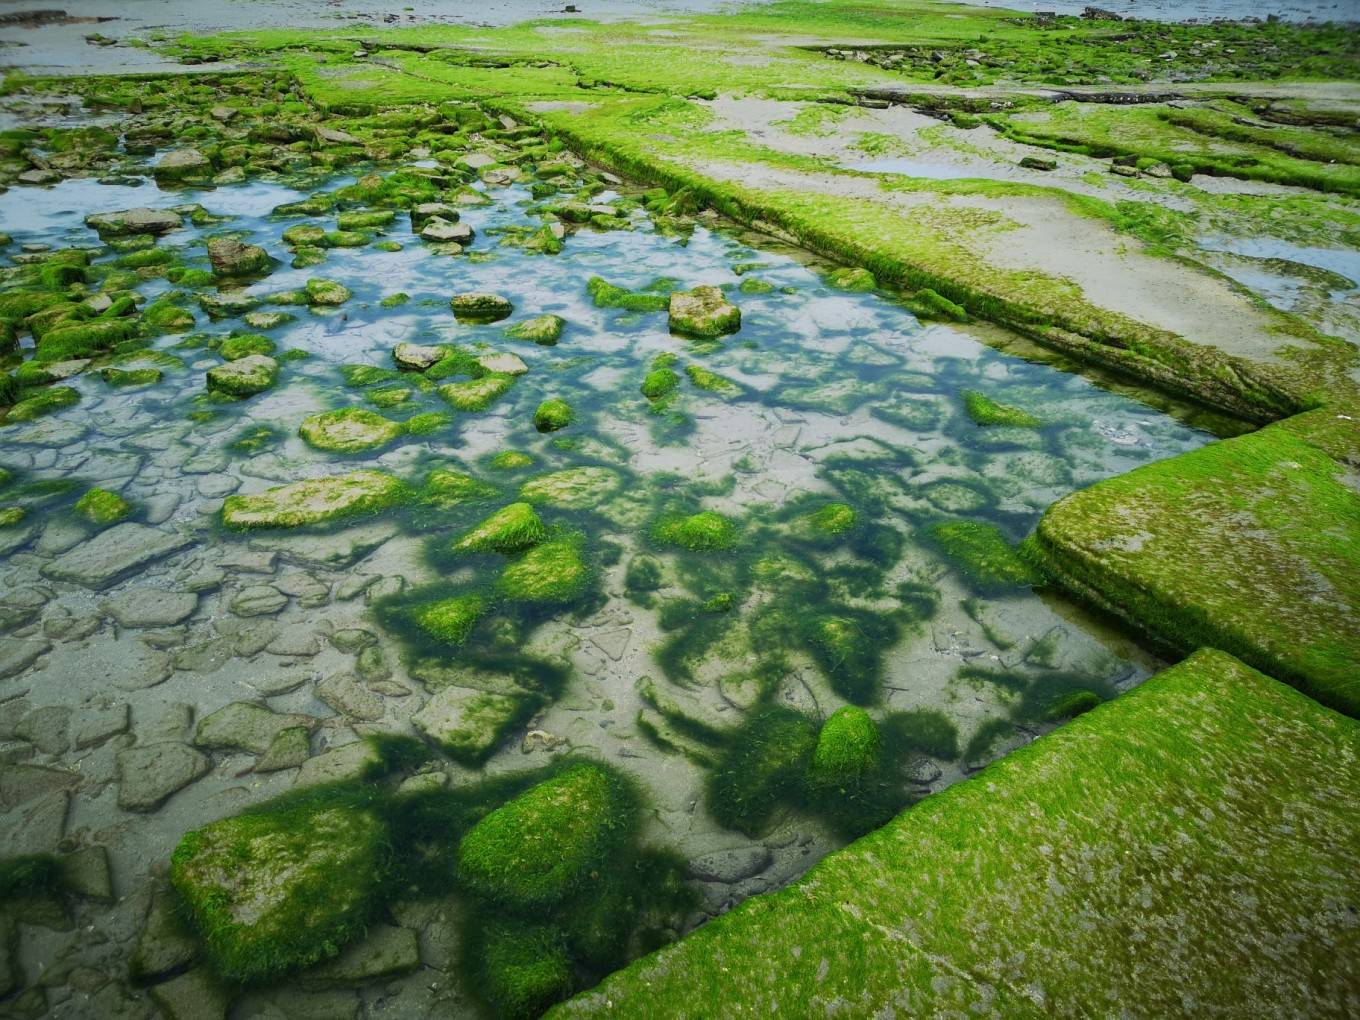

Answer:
[452,502,547,555]
[221,470,406,529]
[651,510,736,552]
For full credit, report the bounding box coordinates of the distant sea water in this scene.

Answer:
[964,0,1359,22]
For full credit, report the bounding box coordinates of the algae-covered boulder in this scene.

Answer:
[305,278,352,306]
[827,267,876,292]
[439,374,514,412]
[412,592,487,647]
[86,207,182,237]
[807,707,881,790]
[641,366,679,399]
[75,487,131,525]
[299,408,403,453]
[421,468,497,508]
[410,202,459,229]
[451,292,513,323]
[651,510,736,551]
[928,521,1041,591]
[169,800,387,981]
[420,218,474,244]
[457,762,631,907]
[668,285,740,338]
[452,502,546,555]
[477,352,528,377]
[962,390,1041,428]
[476,921,573,1020]
[519,467,620,509]
[5,386,79,422]
[207,237,271,278]
[218,333,275,361]
[393,342,444,371]
[533,398,573,433]
[153,148,211,182]
[707,707,818,836]
[505,314,564,346]
[497,534,589,604]
[221,471,405,529]
[412,687,534,765]
[801,502,857,540]
[206,354,278,397]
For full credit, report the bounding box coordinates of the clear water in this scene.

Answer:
[0,160,1213,1011]
[964,0,1358,22]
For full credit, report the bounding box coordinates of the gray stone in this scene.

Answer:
[194,702,314,755]
[393,342,443,371]
[419,218,473,244]
[85,206,182,237]
[207,237,271,277]
[316,674,384,722]
[293,741,379,788]
[355,644,391,682]
[265,626,322,657]
[131,884,199,981]
[59,845,113,901]
[683,846,773,884]
[229,585,288,617]
[153,148,212,181]
[330,628,377,654]
[116,742,211,812]
[148,967,231,1020]
[102,589,199,628]
[41,524,191,590]
[300,925,419,988]
[14,705,71,755]
[0,639,51,679]
[0,789,68,857]
[256,726,310,772]
[72,702,129,750]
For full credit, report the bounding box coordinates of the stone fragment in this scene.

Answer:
[102,589,198,628]
[148,967,231,1020]
[393,342,443,371]
[86,206,182,237]
[300,925,419,988]
[256,726,310,772]
[221,472,404,530]
[229,585,288,617]
[131,884,199,981]
[0,639,50,679]
[683,846,773,883]
[316,673,384,722]
[294,740,380,788]
[153,149,212,182]
[72,702,129,750]
[116,743,211,812]
[15,705,70,755]
[41,524,190,589]
[194,702,314,755]
[412,687,530,765]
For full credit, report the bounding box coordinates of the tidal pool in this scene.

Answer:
[0,154,1214,1014]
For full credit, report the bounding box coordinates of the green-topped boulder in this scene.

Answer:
[827,266,876,292]
[453,502,546,554]
[305,278,351,306]
[412,687,533,765]
[75,487,131,525]
[170,800,386,981]
[506,314,565,345]
[642,366,679,399]
[962,390,1041,428]
[218,333,275,361]
[457,763,632,907]
[929,521,1041,592]
[208,237,271,278]
[299,408,403,453]
[519,467,620,509]
[206,354,278,397]
[651,510,736,551]
[808,707,881,790]
[533,398,573,433]
[412,593,487,647]
[4,386,80,422]
[102,366,162,387]
[450,292,513,323]
[477,922,573,1020]
[221,470,405,530]
[668,285,740,338]
[685,364,742,398]
[497,534,589,603]
[439,374,514,412]
[421,469,497,507]
[801,502,857,541]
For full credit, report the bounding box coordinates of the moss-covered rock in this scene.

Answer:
[450,292,513,323]
[642,366,680,399]
[668,286,740,338]
[421,469,497,508]
[4,386,79,422]
[101,366,162,387]
[651,510,736,551]
[439,374,514,412]
[207,238,271,278]
[169,799,386,981]
[452,502,546,555]
[803,502,857,539]
[152,148,211,183]
[707,708,819,836]
[476,921,573,1020]
[519,467,620,509]
[684,364,742,397]
[85,206,182,237]
[282,224,326,247]
[221,471,406,529]
[497,534,589,603]
[412,687,534,765]
[491,451,535,471]
[827,267,876,292]
[505,314,565,345]
[587,277,668,312]
[533,398,573,433]
[75,487,131,525]
[218,333,275,361]
[205,354,278,397]
[929,521,1041,591]
[962,390,1041,428]
[412,592,488,647]
[807,707,881,790]
[304,278,351,306]
[299,408,403,453]
[457,762,632,907]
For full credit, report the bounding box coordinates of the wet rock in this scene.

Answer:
[102,589,198,628]
[450,292,512,323]
[256,726,310,772]
[41,523,190,589]
[194,702,315,755]
[315,125,362,146]
[148,967,231,1020]
[85,207,182,237]
[330,628,377,654]
[294,740,380,788]
[221,472,403,530]
[15,705,70,755]
[419,217,473,244]
[229,585,288,617]
[58,845,113,901]
[476,351,527,376]
[412,687,528,764]
[131,884,198,982]
[208,237,272,277]
[683,846,773,883]
[299,408,402,454]
[206,354,279,397]
[393,342,443,371]
[668,285,740,338]
[153,149,212,182]
[316,673,384,722]
[410,202,458,229]
[355,644,391,683]
[0,638,51,679]
[305,278,351,306]
[299,925,419,988]
[1019,156,1058,171]
[1,789,69,857]
[72,701,129,750]
[0,913,18,998]
[116,742,211,812]
[265,626,322,657]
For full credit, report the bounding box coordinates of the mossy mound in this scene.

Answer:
[412,593,488,647]
[803,502,857,539]
[4,386,79,422]
[452,502,546,555]
[439,374,515,412]
[299,408,403,453]
[474,921,573,1020]
[497,534,589,604]
[707,708,818,836]
[801,610,897,704]
[827,266,876,291]
[684,364,742,397]
[962,390,1041,428]
[421,469,498,508]
[75,487,131,525]
[533,398,573,433]
[413,688,536,765]
[586,276,669,312]
[807,707,881,790]
[218,333,275,361]
[668,285,740,338]
[170,799,387,982]
[221,471,406,530]
[641,366,680,399]
[651,510,736,552]
[304,278,351,306]
[206,354,278,398]
[451,292,513,323]
[505,314,565,345]
[930,521,1041,592]
[519,467,620,509]
[457,762,632,908]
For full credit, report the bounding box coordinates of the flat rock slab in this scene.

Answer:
[102,590,198,629]
[116,742,211,812]
[554,650,1360,1018]
[0,638,51,679]
[41,524,191,590]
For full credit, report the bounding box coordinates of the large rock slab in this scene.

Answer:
[222,472,406,530]
[116,742,210,812]
[85,206,183,237]
[41,524,191,590]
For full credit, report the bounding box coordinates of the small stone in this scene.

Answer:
[195,702,314,755]
[476,351,527,376]
[116,742,211,812]
[85,206,182,237]
[412,687,528,764]
[0,639,51,679]
[316,673,384,722]
[668,285,740,338]
[683,846,774,883]
[305,278,352,306]
[229,585,289,617]
[41,524,190,590]
[72,702,129,750]
[131,884,199,981]
[330,628,378,654]
[355,643,391,682]
[393,342,443,371]
[102,589,198,628]
[300,924,419,988]
[256,726,311,772]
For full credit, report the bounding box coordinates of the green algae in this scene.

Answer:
[453,503,547,555]
[74,487,131,525]
[587,276,668,312]
[221,471,407,530]
[440,374,515,412]
[930,521,1042,592]
[298,407,404,453]
[651,510,736,552]
[412,592,488,647]
[519,467,620,509]
[497,533,590,604]
[533,398,574,433]
[506,314,565,345]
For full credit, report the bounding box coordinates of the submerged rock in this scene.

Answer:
[208,237,271,277]
[85,206,182,237]
[412,687,531,765]
[305,278,352,306]
[153,149,211,182]
[393,341,443,371]
[206,354,278,397]
[221,471,406,530]
[533,398,573,433]
[519,467,620,509]
[116,742,211,812]
[299,408,403,453]
[450,292,513,323]
[497,534,589,604]
[170,800,387,981]
[194,702,313,755]
[453,502,546,554]
[420,217,473,244]
[668,285,740,338]
[41,523,190,589]
[438,373,514,412]
[827,266,876,291]
[505,314,565,345]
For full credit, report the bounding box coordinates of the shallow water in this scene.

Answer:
[964,0,1358,22]
[0,154,1214,1011]
[845,156,1024,181]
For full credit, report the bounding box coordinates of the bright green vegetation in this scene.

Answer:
[101,366,162,387]
[298,407,404,453]
[412,592,488,646]
[206,354,278,397]
[451,292,514,322]
[1032,410,1360,716]
[650,510,736,552]
[642,366,680,399]
[826,267,875,292]
[74,486,131,525]
[519,467,620,508]
[506,314,565,345]
[221,470,407,529]
[476,922,574,1020]
[684,364,741,397]
[218,333,275,360]
[962,390,1041,428]
[440,374,515,412]
[587,276,668,312]
[930,521,1041,592]
[806,706,879,789]
[497,533,590,603]
[4,386,79,422]
[804,501,856,537]
[668,286,740,338]
[533,398,574,433]
[452,502,546,555]
[554,650,1360,1018]
[304,278,351,305]
[170,797,388,981]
